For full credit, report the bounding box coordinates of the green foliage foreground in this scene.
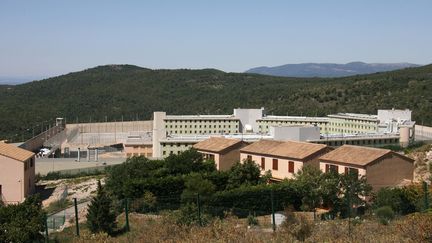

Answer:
[104,150,373,220]
[0,196,46,243]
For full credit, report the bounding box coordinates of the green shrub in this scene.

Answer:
[131,191,157,213]
[87,181,117,235]
[247,213,259,226]
[375,206,395,225]
[173,203,211,226]
[0,196,46,243]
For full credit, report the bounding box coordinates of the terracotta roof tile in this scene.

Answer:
[193,137,243,153]
[241,139,327,160]
[0,142,34,162]
[319,145,392,166]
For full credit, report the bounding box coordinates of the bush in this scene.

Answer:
[375,206,395,225]
[0,196,46,243]
[247,213,259,226]
[281,207,314,242]
[374,186,424,215]
[131,191,157,213]
[397,212,432,241]
[172,203,211,226]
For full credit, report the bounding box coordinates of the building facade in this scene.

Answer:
[319,145,414,191]
[327,113,379,134]
[257,116,329,134]
[240,140,330,181]
[0,142,36,204]
[193,137,248,171]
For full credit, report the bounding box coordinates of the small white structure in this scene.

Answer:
[269,125,320,142]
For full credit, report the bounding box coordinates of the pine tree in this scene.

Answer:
[86,180,117,235]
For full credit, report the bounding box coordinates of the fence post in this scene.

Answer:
[271,190,276,232]
[125,198,130,231]
[74,198,80,236]
[424,181,429,211]
[45,215,49,243]
[197,194,202,226]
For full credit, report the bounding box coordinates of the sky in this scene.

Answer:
[1,0,431,79]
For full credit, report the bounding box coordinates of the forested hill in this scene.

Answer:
[0,64,431,141]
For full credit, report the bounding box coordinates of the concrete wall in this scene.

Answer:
[66,120,153,133]
[366,154,414,191]
[20,125,64,152]
[378,109,411,124]
[270,126,320,141]
[152,112,167,158]
[234,108,265,133]
[0,155,35,204]
[415,125,432,141]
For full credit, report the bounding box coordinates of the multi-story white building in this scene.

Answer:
[327,113,379,134]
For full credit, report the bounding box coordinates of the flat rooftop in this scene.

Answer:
[160,133,273,143]
[327,113,378,121]
[259,116,329,122]
[165,115,238,120]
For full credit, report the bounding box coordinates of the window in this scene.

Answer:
[247,155,252,161]
[272,159,278,170]
[328,164,338,173]
[0,185,2,196]
[30,158,34,167]
[288,161,294,173]
[163,151,166,155]
[261,157,265,170]
[345,167,359,177]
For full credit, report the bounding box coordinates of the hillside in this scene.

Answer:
[245,62,420,77]
[0,64,432,141]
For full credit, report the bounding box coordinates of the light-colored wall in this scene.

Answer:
[378,109,411,124]
[66,120,153,133]
[124,144,153,158]
[0,155,35,204]
[366,154,414,191]
[270,126,320,141]
[164,119,240,135]
[233,108,264,133]
[415,125,432,141]
[240,153,303,180]
[319,162,366,177]
[160,142,195,158]
[258,120,328,134]
[220,148,242,171]
[328,117,378,134]
[199,151,221,170]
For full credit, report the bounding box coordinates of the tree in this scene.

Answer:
[181,173,216,201]
[164,149,216,175]
[0,196,46,243]
[338,173,372,217]
[294,166,323,211]
[87,180,117,235]
[226,159,262,190]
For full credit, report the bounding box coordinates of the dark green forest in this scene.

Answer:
[0,64,431,141]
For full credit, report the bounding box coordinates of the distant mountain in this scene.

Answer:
[0,76,44,85]
[245,62,421,77]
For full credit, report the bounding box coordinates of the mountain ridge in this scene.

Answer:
[0,64,431,141]
[245,62,421,77]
